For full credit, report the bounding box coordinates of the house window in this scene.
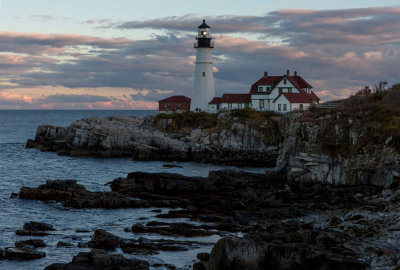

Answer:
[259,100,264,109]
[258,86,263,92]
[299,104,304,110]
[278,104,281,111]
[238,103,242,109]
[283,104,287,111]
[228,103,232,110]
[164,104,169,109]
[288,88,292,93]
[284,79,287,84]
[217,104,220,110]
[202,72,205,77]
[177,104,181,109]
[266,87,271,91]
[279,88,283,94]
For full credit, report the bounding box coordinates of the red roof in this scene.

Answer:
[308,91,320,102]
[221,93,251,103]
[249,73,313,94]
[250,76,282,93]
[281,93,314,103]
[209,94,251,104]
[158,95,191,103]
[209,97,222,104]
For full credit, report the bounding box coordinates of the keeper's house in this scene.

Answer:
[209,70,320,113]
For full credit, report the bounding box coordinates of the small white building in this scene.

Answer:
[209,94,251,112]
[210,70,319,113]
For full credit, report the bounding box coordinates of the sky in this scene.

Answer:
[0,0,399,109]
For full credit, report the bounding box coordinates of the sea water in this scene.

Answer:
[0,110,266,270]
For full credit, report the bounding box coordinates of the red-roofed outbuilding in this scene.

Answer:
[158,95,191,112]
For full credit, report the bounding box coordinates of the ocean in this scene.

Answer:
[0,110,266,270]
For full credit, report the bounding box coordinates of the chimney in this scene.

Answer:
[264,71,268,77]
[294,71,298,76]
[286,69,290,76]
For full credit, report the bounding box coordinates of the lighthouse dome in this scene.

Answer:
[198,19,210,28]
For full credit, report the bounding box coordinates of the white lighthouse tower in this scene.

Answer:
[190,20,215,112]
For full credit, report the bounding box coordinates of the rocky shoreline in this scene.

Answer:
[26,113,278,167]
[11,169,400,269]
[18,103,400,269]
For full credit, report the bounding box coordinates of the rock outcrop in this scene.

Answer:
[205,237,370,270]
[26,113,279,166]
[44,249,149,270]
[18,179,150,209]
[17,170,400,269]
[277,111,400,188]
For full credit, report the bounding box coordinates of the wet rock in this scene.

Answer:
[15,239,46,248]
[163,164,183,168]
[57,241,74,248]
[197,252,210,262]
[152,263,176,270]
[120,237,203,255]
[207,237,371,270]
[75,229,90,233]
[44,249,149,270]
[88,229,120,250]
[18,179,149,209]
[23,221,55,231]
[15,230,50,236]
[131,222,216,237]
[4,246,46,260]
[193,261,207,270]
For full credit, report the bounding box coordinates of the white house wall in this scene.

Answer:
[291,103,311,111]
[251,97,274,111]
[220,102,249,110]
[274,95,291,113]
[274,79,300,93]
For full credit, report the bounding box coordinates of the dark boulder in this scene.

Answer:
[15,239,46,248]
[23,221,55,231]
[207,237,371,270]
[44,249,149,270]
[88,229,121,250]
[4,246,46,260]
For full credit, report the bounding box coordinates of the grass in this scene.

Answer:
[154,111,218,133]
[302,85,400,154]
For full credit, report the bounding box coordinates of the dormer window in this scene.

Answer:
[284,79,287,84]
[266,87,271,91]
[258,86,263,92]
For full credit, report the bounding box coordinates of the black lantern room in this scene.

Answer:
[195,20,214,48]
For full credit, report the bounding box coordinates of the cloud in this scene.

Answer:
[39,94,111,103]
[30,15,56,23]
[0,6,399,109]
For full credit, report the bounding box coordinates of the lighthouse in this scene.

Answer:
[190,20,215,112]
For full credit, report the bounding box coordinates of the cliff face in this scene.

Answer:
[26,112,279,167]
[277,111,400,188]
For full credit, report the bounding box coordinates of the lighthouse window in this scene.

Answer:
[202,72,205,77]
